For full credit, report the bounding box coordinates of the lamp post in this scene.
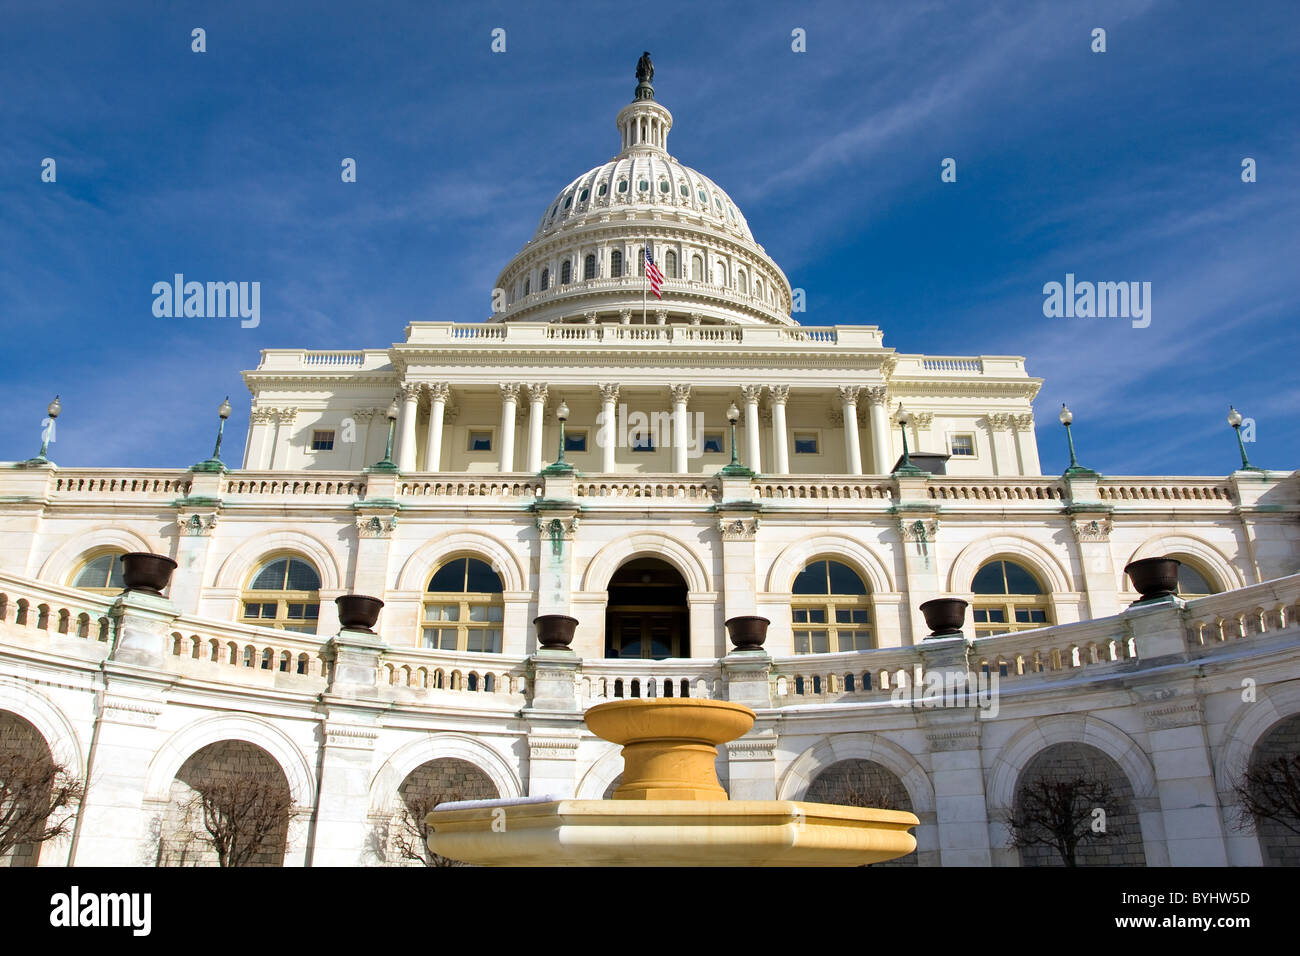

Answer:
[1227,406,1263,472]
[893,405,924,475]
[1059,403,1098,478]
[25,395,61,466]
[367,399,401,473]
[192,396,235,472]
[542,399,577,475]
[718,401,754,477]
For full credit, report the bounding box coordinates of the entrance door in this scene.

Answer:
[604,558,689,659]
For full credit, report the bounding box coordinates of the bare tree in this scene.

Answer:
[180,776,293,867]
[0,750,84,860]
[1232,754,1300,836]
[821,776,902,811]
[1005,774,1115,866]
[384,790,464,867]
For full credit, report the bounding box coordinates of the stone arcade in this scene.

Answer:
[1,58,1298,867]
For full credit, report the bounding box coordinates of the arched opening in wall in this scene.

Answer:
[560,260,572,285]
[156,740,292,867]
[385,758,499,867]
[1170,557,1219,598]
[1009,742,1145,867]
[791,558,873,653]
[604,558,689,660]
[691,255,703,281]
[971,558,1052,637]
[610,250,623,278]
[540,267,550,291]
[584,254,596,280]
[422,557,504,653]
[805,759,916,867]
[239,555,321,633]
[0,711,72,868]
[1238,714,1300,866]
[665,250,677,278]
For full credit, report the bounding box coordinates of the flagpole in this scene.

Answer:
[642,241,647,325]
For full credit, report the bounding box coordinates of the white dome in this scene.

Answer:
[492,65,794,327]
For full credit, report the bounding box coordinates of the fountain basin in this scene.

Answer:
[427,798,918,867]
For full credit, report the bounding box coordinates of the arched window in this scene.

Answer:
[665,250,677,279]
[971,560,1051,637]
[523,277,530,296]
[637,247,646,276]
[691,255,703,281]
[71,551,126,594]
[584,254,596,279]
[240,556,321,633]
[560,260,572,285]
[1174,561,1217,598]
[715,261,728,286]
[736,268,748,294]
[423,557,504,653]
[540,267,550,291]
[791,559,872,653]
[611,250,623,278]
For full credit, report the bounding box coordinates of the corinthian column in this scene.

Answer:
[670,384,692,474]
[768,385,790,475]
[839,386,862,475]
[599,383,619,473]
[396,385,420,472]
[741,384,763,473]
[526,383,548,471]
[424,383,449,471]
[864,386,890,474]
[499,383,520,472]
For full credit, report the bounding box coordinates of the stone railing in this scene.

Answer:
[1183,574,1300,646]
[574,477,721,502]
[300,350,365,368]
[165,620,330,685]
[223,473,368,497]
[754,478,894,502]
[50,470,193,499]
[0,575,117,650]
[397,477,544,499]
[577,658,724,703]
[378,646,530,699]
[399,320,886,351]
[1096,478,1236,504]
[927,478,1067,502]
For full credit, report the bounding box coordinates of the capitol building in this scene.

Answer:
[1,59,1297,868]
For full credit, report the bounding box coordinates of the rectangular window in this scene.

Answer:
[565,430,587,453]
[468,431,493,452]
[702,433,725,454]
[631,432,655,452]
[311,430,335,451]
[793,432,819,455]
[950,434,975,457]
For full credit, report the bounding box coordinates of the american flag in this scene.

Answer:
[644,245,664,298]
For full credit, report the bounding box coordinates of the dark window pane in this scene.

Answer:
[428,558,466,592]
[287,603,306,619]
[806,608,827,624]
[465,558,503,594]
[792,561,828,595]
[827,561,867,596]
[564,432,587,452]
[252,559,288,590]
[1177,565,1214,595]
[1002,562,1042,595]
[286,559,320,591]
[971,562,1006,595]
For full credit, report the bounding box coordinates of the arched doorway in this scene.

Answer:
[0,711,60,867]
[604,558,689,659]
[806,759,917,867]
[1242,714,1300,866]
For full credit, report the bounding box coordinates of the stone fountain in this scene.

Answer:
[426,697,918,866]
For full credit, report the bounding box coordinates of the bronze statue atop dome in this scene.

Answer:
[636,51,654,84]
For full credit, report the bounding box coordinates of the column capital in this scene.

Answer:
[1070,515,1113,542]
[912,411,934,429]
[740,384,763,404]
[862,385,889,407]
[1013,413,1035,432]
[837,385,861,406]
[274,406,299,423]
[526,382,549,404]
[398,383,421,401]
[599,383,621,403]
[425,382,450,403]
[250,406,278,424]
[500,382,522,402]
[767,385,790,406]
[669,383,692,404]
[987,413,1014,431]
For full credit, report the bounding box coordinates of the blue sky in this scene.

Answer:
[1,0,1296,475]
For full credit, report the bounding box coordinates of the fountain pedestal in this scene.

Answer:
[427,697,919,866]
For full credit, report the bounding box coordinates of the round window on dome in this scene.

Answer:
[579,188,589,202]
[618,180,628,193]
[599,183,608,196]
[638,180,649,192]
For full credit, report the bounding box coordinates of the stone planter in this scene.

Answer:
[336,594,384,633]
[919,598,968,639]
[1124,557,1182,602]
[534,614,579,650]
[120,552,177,596]
[725,615,770,650]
